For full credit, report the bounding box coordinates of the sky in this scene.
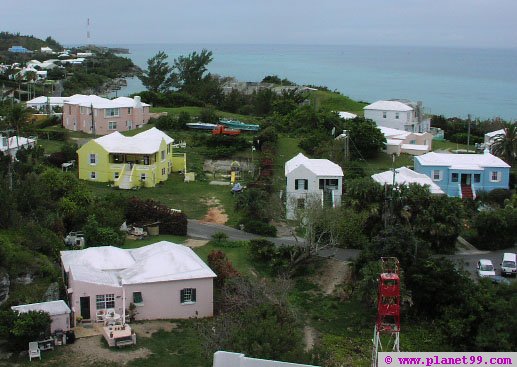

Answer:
[2,0,517,48]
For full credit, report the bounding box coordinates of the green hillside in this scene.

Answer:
[0,31,62,51]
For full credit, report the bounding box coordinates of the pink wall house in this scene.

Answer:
[11,300,71,333]
[62,95,151,135]
[61,242,216,325]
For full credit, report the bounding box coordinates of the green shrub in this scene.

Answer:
[241,219,277,237]
[125,197,188,236]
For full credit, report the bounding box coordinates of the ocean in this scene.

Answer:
[106,44,517,121]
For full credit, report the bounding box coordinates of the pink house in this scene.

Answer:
[11,300,71,333]
[60,241,216,325]
[62,94,151,135]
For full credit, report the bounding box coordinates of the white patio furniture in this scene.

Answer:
[28,342,41,361]
[96,309,106,322]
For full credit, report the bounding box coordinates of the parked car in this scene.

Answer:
[500,252,517,277]
[491,275,511,285]
[476,259,495,278]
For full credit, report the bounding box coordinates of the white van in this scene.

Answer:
[500,253,517,276]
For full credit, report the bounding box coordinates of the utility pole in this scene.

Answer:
[90,103,96,138]
[342,130,350,162]
[467,114,471,152]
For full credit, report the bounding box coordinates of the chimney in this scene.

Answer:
[134,96,142,108]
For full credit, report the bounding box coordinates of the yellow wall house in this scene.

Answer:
[77,127,185,189]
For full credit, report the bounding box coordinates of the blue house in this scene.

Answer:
[8,45,31,53]
[414,151,510,199]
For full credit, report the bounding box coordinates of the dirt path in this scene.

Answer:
[314,258,352,295]
[303,326,317,352]
[200,197,228,225]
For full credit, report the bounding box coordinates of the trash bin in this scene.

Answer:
[147,225,159,236]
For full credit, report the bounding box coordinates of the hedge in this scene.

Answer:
[125,197,188,236]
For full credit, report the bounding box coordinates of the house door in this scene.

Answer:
[80,296,90,320]
[461,174,471,185]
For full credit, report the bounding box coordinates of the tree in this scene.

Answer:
[344,117,386,159]
[490,122,517,164]
[138,51,174,93]
[6,103,30,138]
[171,49,213,94]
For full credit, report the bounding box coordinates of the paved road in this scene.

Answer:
[187,219,360,261]
[188,220,515,276]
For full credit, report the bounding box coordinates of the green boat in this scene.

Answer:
[219,119,260,132]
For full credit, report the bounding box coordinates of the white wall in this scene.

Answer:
[213,351,319,367]
[364,109,411,131]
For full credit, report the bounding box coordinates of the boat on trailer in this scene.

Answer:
[219,119,260,132]
[186,122,218,130]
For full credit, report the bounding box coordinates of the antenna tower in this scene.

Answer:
[371,257,401,367]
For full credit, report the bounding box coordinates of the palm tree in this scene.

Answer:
[491,122,517,164]
[6,103,30,142]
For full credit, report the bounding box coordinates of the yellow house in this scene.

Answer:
[77,128,185,189]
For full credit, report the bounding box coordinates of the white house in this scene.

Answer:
[0,135,36,158]
[371,166,444,195]
[379,126,433,156]
[11,300,71,333]
[364,100,431,133]
[61,241,216,325]
[213,351,319,367]
[285,153,343,220]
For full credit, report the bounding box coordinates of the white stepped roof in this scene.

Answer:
[415,151,510,169]
[285,153,343,177]
[26,96,69,105]
[364,100,413,112]
[338,111,357,120]
[0,136,36,151]
[91,127,173,154]
[372,167,444,194]
[60,241,216,287]
[485,129,505,138]
[63,94,150,108]
[12,300,71,316]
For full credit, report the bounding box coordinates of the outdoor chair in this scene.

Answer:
[28,342,41,361]
[96,310,105,322]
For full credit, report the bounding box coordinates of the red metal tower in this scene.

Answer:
[371,257,401,367]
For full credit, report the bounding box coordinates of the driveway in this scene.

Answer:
[448,247,517,282]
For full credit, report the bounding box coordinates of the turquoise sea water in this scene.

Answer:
[107,44,517,120]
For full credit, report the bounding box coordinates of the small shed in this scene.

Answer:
[11,300,71,333]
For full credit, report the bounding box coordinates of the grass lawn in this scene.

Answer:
[310,90,367,116]
[122,234,187,249]
[37,138,65,154]
[432,139,470,151]
[364,153,415,175]
[85,174,240,225]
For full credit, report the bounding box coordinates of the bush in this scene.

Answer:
[125,197,188,236]
[241,218,277,237]
[249,238,277,261]
[447,133,483,145]
[472,206,517,250]
[0,310,52,351]
[207,250,240,287]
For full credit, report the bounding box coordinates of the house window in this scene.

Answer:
[96,294,115,310]
[474,174,481,183]
[162,168,166,175]
[114,172,119,180]
[89,153,96,164]
[432,170,442,181]
[140,174,146,181]
[104,108,119,117]
[161,150,165,161]
[180,288,196,304]
[409,140,416,144]
[80,106,87,114]
[297,198,305,209]
[451,173,458,182]
[167,144,170,153]
[295,179,308,190]
[395,112,399,119]
[319,179,338,189]
[126,121,132,130]
[127,107,132,115]
[143,156,149,165]
[108,121,117,130]
[133,292,143,304]
[490,171,501,182]
[90,171,96,179]
[383,111,387,118]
